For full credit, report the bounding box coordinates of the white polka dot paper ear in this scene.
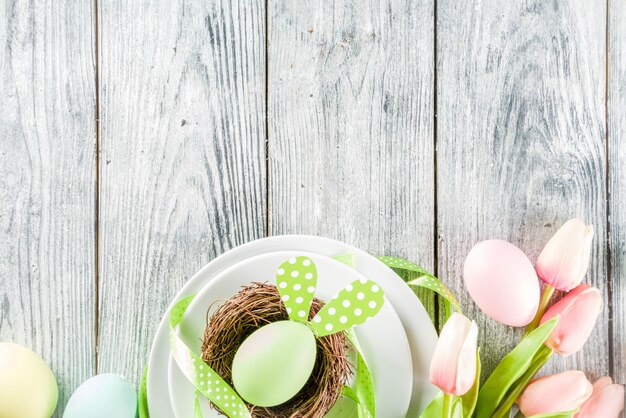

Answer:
[275,256,385,336]
[168,256,385,418]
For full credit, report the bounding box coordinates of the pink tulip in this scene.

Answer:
[540,284,603,355]
[536,218,594,291]
[429,312,478,396]
[517,371,593,416]
[575,376,625,418]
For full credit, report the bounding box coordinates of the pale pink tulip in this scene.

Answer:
[517,371,593,416]
[540,284,603,355]
[536,218,594,291]
[429,312,478,396]
[575,376,625,418]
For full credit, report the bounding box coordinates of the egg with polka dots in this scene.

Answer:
[231,256,385,407]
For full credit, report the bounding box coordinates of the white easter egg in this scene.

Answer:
[63,374,137,418]
[0,342,58,418]
[232,320,317,407]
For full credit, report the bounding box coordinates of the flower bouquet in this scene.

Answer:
[420,219,624,418]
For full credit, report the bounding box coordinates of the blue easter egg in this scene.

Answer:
[63,374,137,418]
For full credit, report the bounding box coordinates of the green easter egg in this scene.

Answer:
[232,320,317,407]
[326,396,360,417]
[0,342,58,418]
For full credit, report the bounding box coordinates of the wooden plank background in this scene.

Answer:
[0,0,623,417]
[0,0,97,412]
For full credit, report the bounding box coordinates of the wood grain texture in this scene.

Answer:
[268,0,436,313]
[97,0,266,384]
[436,0,609,381]
[609,0,626,391]
[0,0,96,415]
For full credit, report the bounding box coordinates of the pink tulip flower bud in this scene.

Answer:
[575,377,625,418]
[540,284,603,355]
[536,218,594,291]
[517,371,593,416]
[429,312,478,396]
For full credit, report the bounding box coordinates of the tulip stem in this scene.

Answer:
[442,393,454,418]
[525,285,556,336]
[491,345,552,418]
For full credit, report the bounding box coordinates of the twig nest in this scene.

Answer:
[201,282,351,417]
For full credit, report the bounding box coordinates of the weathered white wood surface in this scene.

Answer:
[97,0,265,394]
[609,0,626,391]
[1,0,625,416]
[268,0,437,317]
[0,0,97,414]
[436,0,609,381]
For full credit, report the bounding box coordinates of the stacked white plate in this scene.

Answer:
[147,236,438,418]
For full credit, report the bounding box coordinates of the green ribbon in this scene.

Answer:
[169,294,252,418]
[345,329,376,418]
[376,255,462,318]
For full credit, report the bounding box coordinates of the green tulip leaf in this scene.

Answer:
[491,345,553,418]
[276,256,318,322]
[419,392,464,418]
[475,317,559,418]
[311,278,385,337]
[419,392,444,417]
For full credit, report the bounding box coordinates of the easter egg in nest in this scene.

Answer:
[232,320,317,406]
[201,282,351,417]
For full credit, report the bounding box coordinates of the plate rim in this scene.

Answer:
[147,235,438,417]
[167,250,413,418]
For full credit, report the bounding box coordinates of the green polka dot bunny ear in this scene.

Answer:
[275,256,385,335]
[310,278,384,336]
[276,256,318,321]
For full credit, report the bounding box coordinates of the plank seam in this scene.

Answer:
[264,0,270,237]
[433,0,440,331]
[605,0,614,377]
[93,0,101,374]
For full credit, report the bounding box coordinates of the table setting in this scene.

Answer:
[1,218,624,418]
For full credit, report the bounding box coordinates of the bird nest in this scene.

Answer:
[201,282,351,417]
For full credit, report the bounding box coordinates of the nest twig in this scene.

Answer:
[201,282,351,417]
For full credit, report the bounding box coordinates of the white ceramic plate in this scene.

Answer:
[168,251,412,417]
[147,236,438,417]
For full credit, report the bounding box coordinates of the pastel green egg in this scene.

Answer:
[0,342,58,418]
[63,374,137,418]
[232,320,317,407]
[326,396,360,417]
